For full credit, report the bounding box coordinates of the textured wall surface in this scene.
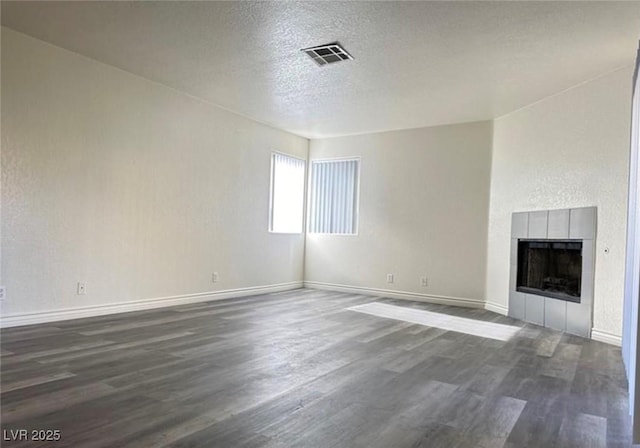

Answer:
[485,67,633,337]
[1,28,308,318]
[2,26,634,339]
[306,122,493,304]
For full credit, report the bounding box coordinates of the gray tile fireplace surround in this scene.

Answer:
[509,207,596,338]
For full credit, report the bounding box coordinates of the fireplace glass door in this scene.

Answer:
[516,240,582,303]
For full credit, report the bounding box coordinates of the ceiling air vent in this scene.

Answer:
[301,42,353,66]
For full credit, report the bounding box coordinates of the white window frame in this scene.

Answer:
[307,157,361,236]
[269,151,306,234]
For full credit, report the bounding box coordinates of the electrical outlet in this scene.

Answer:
[212,272,219,283]
[386,273,394,284]
[0,286,5,301]
[77,282,87,295]
[421,276,428,287]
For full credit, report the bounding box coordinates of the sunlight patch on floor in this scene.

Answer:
[348,302,520,341]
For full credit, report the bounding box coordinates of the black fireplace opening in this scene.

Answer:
[516,239,583,303]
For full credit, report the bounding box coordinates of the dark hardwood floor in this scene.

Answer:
[0,288,634,447]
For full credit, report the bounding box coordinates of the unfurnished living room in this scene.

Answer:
[2,1,640,447]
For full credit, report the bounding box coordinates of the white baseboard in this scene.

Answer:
[485,301,509,316]
[304,281,484,309]
[7,280,618,348]
[591,328,622,347]
[0,282,303,328]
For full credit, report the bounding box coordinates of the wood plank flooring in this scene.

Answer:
[0,289,634,447]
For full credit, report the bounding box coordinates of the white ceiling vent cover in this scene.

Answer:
[301,42,353,66]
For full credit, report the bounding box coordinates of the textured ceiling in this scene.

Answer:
[2,1,640,138]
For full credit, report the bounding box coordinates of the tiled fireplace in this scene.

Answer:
[509,207,596,338]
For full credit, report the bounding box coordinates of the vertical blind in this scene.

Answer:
[270,153,305,233]
[309,159,359,234]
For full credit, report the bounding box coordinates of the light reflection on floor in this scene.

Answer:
[348,302,521,341]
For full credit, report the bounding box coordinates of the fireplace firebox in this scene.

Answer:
[516,239,582,303]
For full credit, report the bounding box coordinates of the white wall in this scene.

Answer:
[305,122,493,306]
[2,25,634,341]
[486,67,633,339]
[1,28,308,324]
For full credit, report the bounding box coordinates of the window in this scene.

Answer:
[308,158,360,234]
[269,153,305,233]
